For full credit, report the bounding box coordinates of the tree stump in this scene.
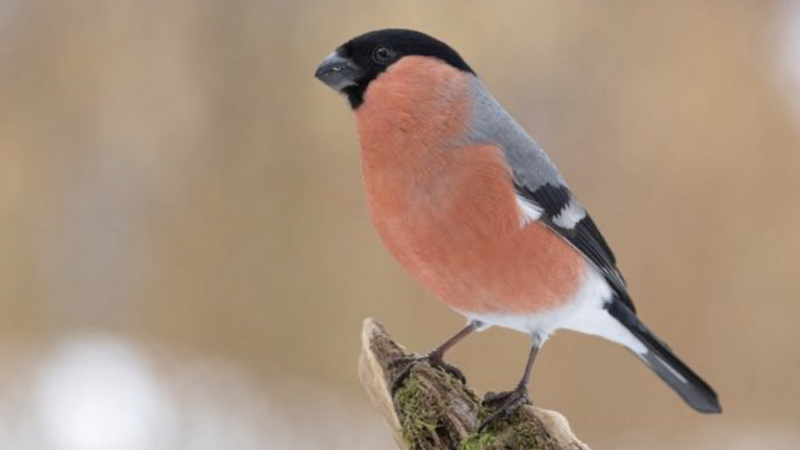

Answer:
[357,318,590,450]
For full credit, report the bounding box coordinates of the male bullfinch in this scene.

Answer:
[315,29,721,424]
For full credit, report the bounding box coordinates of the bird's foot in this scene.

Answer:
[479,385,532,431]
[389,352,466,396]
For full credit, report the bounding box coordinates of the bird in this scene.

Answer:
[314,29,721,425]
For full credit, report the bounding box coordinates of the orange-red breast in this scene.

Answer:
[315,29,721,421]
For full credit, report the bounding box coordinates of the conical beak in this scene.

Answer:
[314,52,361,91]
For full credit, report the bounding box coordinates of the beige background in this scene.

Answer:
[1,1,799,449]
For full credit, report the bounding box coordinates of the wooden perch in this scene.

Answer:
[358,318,590,450]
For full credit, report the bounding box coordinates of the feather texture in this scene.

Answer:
[516,182,635,312]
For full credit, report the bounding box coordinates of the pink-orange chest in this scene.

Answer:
[352,57,585,314]
[360,140,519,262]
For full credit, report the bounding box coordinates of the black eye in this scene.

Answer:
[372,46,395,64]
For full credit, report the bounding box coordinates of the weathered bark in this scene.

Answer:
[358,318,590,450]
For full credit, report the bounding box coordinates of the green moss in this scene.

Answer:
[395,372,449,450]
[474,408,560,450]
[395,366,561,450]
[459,432,497,450]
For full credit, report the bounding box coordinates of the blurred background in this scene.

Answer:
[0,1,798,449]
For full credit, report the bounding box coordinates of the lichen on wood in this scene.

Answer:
[357,318,591,450]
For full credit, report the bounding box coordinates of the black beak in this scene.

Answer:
[314,52,361,91]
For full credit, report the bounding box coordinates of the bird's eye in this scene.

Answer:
[372,46,395,64]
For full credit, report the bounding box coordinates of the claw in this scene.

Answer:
[435,359,467,385]
[389,354,467,396]
[478,386,532,431]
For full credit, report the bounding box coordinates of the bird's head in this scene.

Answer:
[314,29,474,109]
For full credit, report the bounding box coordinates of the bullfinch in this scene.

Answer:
[314,29,721,424]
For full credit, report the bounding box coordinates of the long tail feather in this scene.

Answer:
[607,300,722,414]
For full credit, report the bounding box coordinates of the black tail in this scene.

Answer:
[607,300,722,414]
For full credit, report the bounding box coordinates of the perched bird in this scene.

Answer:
[315,29,721,424]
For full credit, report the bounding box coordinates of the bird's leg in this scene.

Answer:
[390,320,483,395]
[479,336,542,431]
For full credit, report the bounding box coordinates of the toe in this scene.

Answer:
[389,354,468,395]
[478,388,531,431]
[437,361,467,385]
[482,390,510,407]
[390,362,417,396]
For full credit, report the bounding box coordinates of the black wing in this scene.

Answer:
[516,182,636,312]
